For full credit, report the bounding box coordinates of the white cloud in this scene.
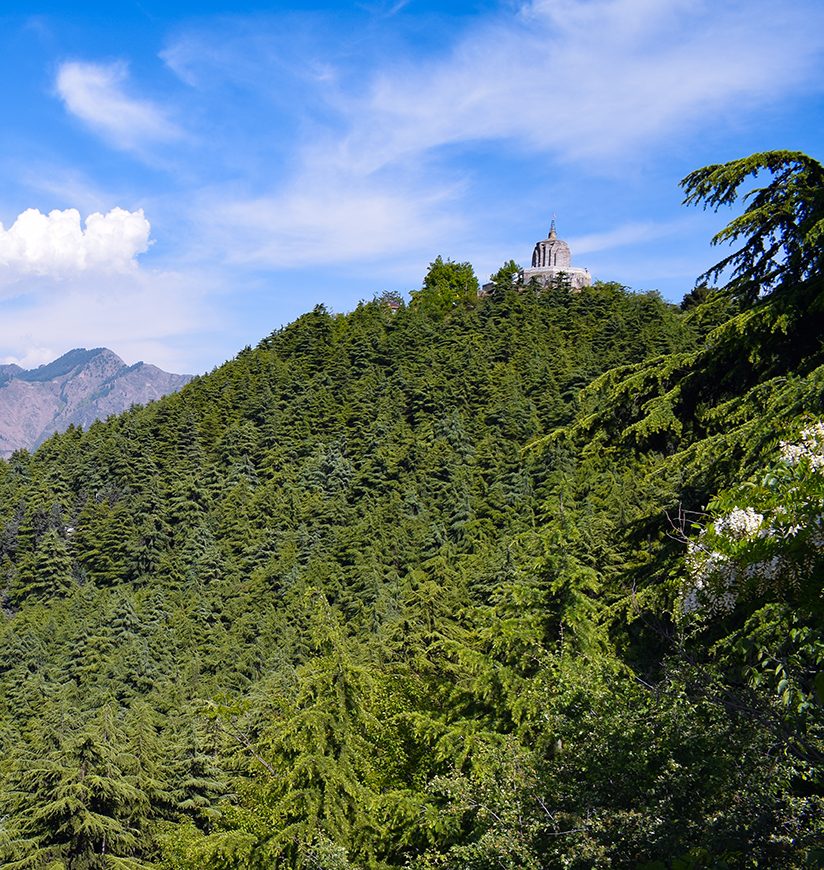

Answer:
[329,0,824,170]
[212,171,463,269]
[2,346,55,369]
[0,207,151,281]
[0,203,221,372]
[56,61,181,151]
[169,0,824,278]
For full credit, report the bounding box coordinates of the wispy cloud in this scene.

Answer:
[162,0,824,277]
[17,166,114,215]
[331,0,824,171]
[56,61,182,151]
[203,168,463,270]
[0,267,215,372]
[568,219,692,255]
[356,1,411,18]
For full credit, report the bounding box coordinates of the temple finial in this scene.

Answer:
[548,215,557,240]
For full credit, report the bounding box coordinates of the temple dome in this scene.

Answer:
[531,221,571,269]
[520,218,591,290]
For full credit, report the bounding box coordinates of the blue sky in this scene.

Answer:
[1,0,823,374]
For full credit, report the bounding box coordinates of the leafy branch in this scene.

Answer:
[682,150,824,303]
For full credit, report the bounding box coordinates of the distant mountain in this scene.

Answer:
[0,347,192,456]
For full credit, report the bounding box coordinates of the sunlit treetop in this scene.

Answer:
[681,150,824,304]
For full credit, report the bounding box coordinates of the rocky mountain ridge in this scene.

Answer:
[0,348,192,457]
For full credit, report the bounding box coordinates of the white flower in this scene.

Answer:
[714,507,763,540]
[780,422,824,471]
[679,420,824,620]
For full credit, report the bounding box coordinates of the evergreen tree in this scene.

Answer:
[0,710,151,868]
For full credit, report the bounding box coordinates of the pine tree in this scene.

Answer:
[0,709,152,869]
[15,527,74,601]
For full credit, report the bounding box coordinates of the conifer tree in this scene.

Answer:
[0,710,151,868]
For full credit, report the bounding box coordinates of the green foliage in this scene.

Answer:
[682,150,824,303]
[484,260,520,299]
[0,151,822,867]
[410,256,480,315]
[0,709,153,869]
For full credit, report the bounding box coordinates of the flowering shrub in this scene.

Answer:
[712,506,764,539]
[780,421,824,470]
[680,421,824,618]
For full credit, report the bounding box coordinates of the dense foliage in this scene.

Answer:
[0,152,821,868]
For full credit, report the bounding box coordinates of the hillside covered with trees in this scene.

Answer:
[0,151,821,868]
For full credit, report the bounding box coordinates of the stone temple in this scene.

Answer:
[519,220,591,290]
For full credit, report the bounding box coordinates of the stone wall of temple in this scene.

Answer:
[521,221,591,289]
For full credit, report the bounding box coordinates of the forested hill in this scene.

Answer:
[0,152,822,868]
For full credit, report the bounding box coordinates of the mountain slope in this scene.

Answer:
[0,146,821,867]
[0,282,706,866]
[0,348,192,457]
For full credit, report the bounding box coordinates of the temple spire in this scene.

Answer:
[548,216,557,240]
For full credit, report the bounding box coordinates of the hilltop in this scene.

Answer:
[0,151,821,868]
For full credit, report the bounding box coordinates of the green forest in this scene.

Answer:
[0,151,821,868]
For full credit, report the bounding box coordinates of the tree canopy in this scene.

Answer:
[0,151,821,868]
[682,149,824,302]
